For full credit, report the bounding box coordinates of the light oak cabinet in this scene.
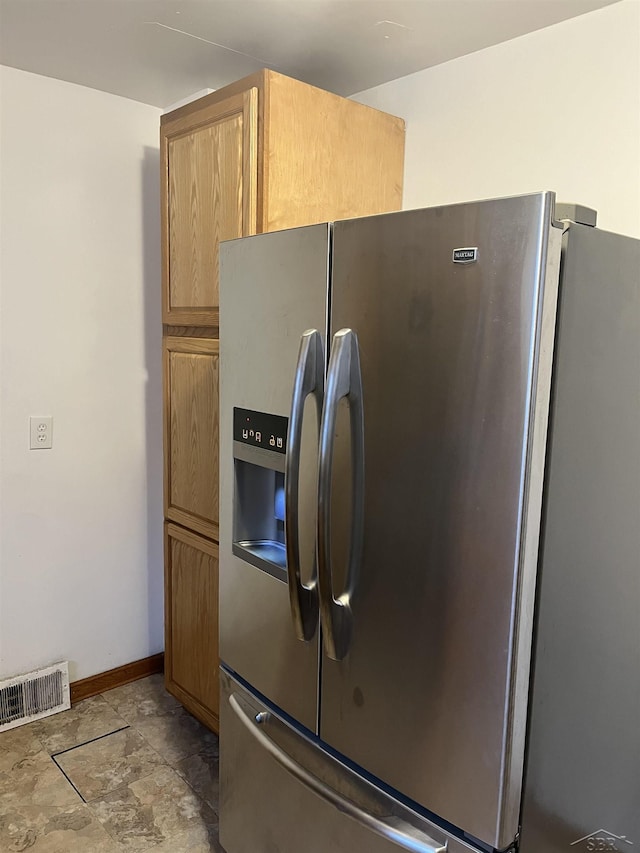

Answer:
[161,69,405,326]
[162,69,405,732]
[165,524,219,729]
[162,90,257,326]
[163,336,219,540]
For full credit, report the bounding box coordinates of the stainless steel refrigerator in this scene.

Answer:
[217,192,639,853]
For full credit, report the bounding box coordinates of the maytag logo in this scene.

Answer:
[452,247,478,264]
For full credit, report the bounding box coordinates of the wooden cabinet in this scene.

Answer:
[162,90,257,326]
[161,70,405,326]
[165,523,219,729]
[260,71,404,232]
[162,69,405,732]
[163,336,219,540]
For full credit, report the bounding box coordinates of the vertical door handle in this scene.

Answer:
[317,329,365,661]
[285,330,323,641]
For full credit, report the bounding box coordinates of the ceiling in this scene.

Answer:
[0,0,620,109]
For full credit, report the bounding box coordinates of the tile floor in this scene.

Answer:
[0,675,224,852]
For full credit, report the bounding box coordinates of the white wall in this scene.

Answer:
[0,66,163,681]
[354,0,640,238]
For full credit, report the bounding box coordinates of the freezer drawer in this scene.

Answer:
[219,670,481,853]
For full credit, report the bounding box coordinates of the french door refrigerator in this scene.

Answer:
[218,192,639,853]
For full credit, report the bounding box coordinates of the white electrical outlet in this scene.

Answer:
[29,416,53,450]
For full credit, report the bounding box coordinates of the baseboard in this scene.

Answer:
[70,653,164,704]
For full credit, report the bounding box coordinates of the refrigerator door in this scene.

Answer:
[219,224,330,732]
[319,193,563,848]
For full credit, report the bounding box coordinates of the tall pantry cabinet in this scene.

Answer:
[161,69,405,732]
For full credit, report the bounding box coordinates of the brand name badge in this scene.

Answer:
[452,247,478,264]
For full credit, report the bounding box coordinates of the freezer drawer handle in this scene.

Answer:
[230,693,447,853]
[317,328,365,660]
[285,329,323,641]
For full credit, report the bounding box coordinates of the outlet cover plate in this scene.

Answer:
[30,416,53,449]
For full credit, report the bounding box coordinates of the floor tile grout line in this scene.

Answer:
[169,746,221,817]
[42,685,219,802]
[81,784,143,852]
[96,690,151,718]
[1,685,223,852]
[121,712,186,737]
[114,719,191,774]
[81,762,217,852]
[51,725,173,806]
[82,760,172,807]
[50,725,131,759]
[83,764,222,853]
[177,770,221,819]
[165,746,219,769]
[50,753,88,804]
[113,708,220,769]
[106,705,186,734]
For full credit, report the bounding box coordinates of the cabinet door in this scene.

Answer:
[164,336,219,539]
[162,89,258,326]
[165,523,219,730]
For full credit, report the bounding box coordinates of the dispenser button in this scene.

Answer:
[277,437,283,449]
[255,432,261,443]
[242,429,249,439]
[269,435,276,447]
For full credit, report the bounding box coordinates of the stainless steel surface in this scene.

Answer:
[520,224,640,852]
[232,540,286,580]
[285,330,324,642]
[220,670,481,853]
[321,193,561,848]
[317,328,365,661]
[498,213,563,843]
[229,693,446,853]
[233,440,286,472]
[219,224,330,731]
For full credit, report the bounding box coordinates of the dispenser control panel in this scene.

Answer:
[234,407,288,454]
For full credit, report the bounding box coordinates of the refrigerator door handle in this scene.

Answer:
[229,691,447,853]
[285,329,323,641]
[317,328,365,660]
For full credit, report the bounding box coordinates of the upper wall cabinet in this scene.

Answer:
[162,90,257,327]
[161,69,405,327]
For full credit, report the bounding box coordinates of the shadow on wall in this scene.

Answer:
[142,145,164,654]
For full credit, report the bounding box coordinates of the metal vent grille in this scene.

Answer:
[0,662,70,732]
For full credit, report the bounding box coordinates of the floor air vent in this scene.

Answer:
[0,662,70,732]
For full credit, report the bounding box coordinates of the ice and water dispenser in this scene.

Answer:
[232,407,289,580]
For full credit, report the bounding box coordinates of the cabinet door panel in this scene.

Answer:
[169,116,241,310]
[165,523,219,730]
[164,336,219,539]
[162,89,257,325]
